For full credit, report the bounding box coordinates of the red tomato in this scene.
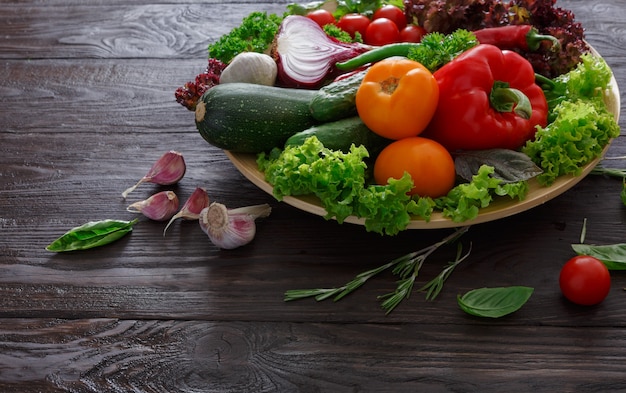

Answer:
[559,255,611,306]
[365,18,400,46]
[400,25,427,43]
[336,13,370,39]
[306,9,335,28]
[373,5,407,31]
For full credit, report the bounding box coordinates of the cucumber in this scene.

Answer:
[195,83,318,153]
[285,116,391,155]
[309,70,366,122]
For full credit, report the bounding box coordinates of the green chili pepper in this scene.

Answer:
[335,42,415,72]
[45,219,139,252]
[336,30,479,73]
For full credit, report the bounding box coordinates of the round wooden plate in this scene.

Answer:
[225,51,621,229]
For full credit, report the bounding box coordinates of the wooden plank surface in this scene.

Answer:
[1,0,626,391]
[1,319,626,392]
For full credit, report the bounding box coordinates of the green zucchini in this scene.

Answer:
[309,70,366,122]
[285,116,391,155]
[195,83,318,153]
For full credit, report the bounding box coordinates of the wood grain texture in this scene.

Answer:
[1,318,626,393]
[0,3,288,59]
[1,0,626,391]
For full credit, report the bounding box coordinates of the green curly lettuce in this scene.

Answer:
[563,54,613,98]
[544,54,613,107]
[522,100,620,186]
[430,165,529,222]
[354,177,415,235]
[538,53,616,120]
[258,137,414,235]
[523,53,620,186]
[258,138,530,234]
[258,136,369,207]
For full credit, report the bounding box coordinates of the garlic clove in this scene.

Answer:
[199,202,271,250]
[163,186,210,236]
[127,191,179,221]
[122,151,186,198]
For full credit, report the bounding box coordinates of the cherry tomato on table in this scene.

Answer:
[559,255,611,306]
[400,25,427,43]
[306,9,335,28]
[373,4,407,30]
[374,137,456,198]
[336,13,371,39]
[365,18,400,46]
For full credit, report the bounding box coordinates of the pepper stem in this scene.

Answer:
[526,27,561,51]
[534,73,556,91]
[490,81,532,120]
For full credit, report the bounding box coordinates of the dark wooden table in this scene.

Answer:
[1,0,625,391]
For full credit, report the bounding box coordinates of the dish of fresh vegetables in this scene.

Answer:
[176,0,622,235]
[227,71,618,231]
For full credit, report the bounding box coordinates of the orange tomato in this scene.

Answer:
[374,137,456,197]
[355,58,439,140]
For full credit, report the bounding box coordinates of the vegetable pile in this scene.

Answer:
[176,0,620,237]
[47,0,624,316]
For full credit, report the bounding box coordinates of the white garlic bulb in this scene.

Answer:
[199,202,271,249]
[219,52,278,86]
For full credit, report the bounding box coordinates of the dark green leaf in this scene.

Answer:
[455,149,543,183]
[46,219,139,252]
[572,243,626,270]
[457,286,534,318]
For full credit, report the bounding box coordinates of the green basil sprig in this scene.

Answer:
[46,219,139,252]
[572,243,626,270]
[457,286,534,318]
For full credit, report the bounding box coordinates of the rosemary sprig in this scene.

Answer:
[419,242,472,301]
[283,261,396,302]
[284,226,471,314]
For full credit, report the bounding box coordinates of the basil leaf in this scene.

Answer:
[457,286,534,318]
[46,219,139,252]
[455,149,543,184]
[571,243,626,270]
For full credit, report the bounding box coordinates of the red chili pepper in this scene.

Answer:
[473,25,560,51]
[423,44,548,151]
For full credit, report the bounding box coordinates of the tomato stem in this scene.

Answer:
[380,77,399,94]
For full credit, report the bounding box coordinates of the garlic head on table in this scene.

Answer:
[199,202,271,249]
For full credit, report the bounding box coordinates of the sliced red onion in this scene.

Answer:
[273,15,371,88]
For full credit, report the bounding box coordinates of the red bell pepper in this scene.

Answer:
[424,44,548,151]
